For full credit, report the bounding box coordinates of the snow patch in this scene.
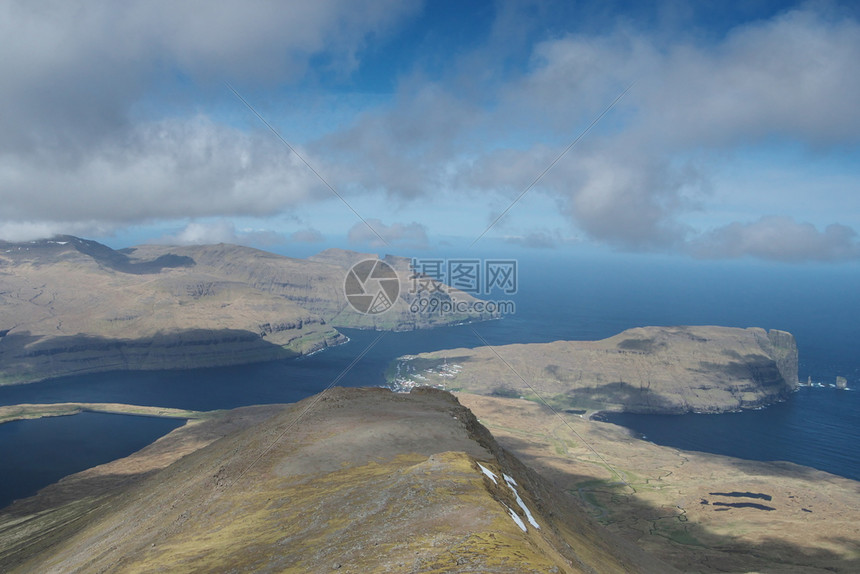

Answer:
[504,504,527,532]
[504,473,540,529]
[477,462,497,484]
[479,465,539,531]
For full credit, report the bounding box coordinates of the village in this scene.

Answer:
[386,356,464,393]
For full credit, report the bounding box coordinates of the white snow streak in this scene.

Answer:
[477,464,540,531]
[477,462,498,484]
[504,504,527,532]
[504,474,540,529]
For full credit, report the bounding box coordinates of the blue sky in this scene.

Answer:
[1,0,859,263]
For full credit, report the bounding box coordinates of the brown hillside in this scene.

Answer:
[0,388,674,573]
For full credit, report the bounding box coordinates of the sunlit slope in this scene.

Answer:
[133,244,495,330]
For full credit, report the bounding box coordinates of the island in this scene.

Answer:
[387,325,799,414]
[0,402,210,425]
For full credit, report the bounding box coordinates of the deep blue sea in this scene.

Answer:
[1,254,858,507]
[0,413,184,509]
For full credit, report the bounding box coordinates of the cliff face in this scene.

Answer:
[0,388,673,573]
[0,238,488,384]
[389,326,800,414]
[764,328,800,388]
[0,328,344,385]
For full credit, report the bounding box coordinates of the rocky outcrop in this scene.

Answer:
[390,326,801,414]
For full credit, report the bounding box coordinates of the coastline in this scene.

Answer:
[0,402,212,425]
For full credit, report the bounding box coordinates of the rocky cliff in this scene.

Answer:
[389,326,800,414]
[759,328,800,388]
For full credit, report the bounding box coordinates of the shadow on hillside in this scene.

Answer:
[563,381,681,413]
[495,433,859,573]
[697,355,784,386]
[0,329,303,384]
[70,238,195,274]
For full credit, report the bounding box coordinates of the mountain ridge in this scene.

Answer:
[0,237,492,384]
[0,387,674,573]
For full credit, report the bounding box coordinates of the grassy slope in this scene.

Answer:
[0,388,672,573]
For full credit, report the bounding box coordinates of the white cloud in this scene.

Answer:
[156,220,290,246]
[464,7,860,256]
[0,0,421,155]
[157,221,240,245]
[0,0,420,239]
[370,5,860,259]
[691,216,860,262]
[2,2,859,263]
[0,117,328,235]
[290,228,325,243]
[0,221,117,243]
[503,229,574,249]
[319,81,481,200]
[347,219,429,249]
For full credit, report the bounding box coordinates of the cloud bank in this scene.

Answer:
[0,0,419,239]
[347,219,429,249]
[327,5,860,259]
[691,217,860,262]
[1,1,858,262]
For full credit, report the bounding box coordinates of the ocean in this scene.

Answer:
[1,254,858,507]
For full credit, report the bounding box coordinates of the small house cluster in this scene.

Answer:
[387,357,463,393]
